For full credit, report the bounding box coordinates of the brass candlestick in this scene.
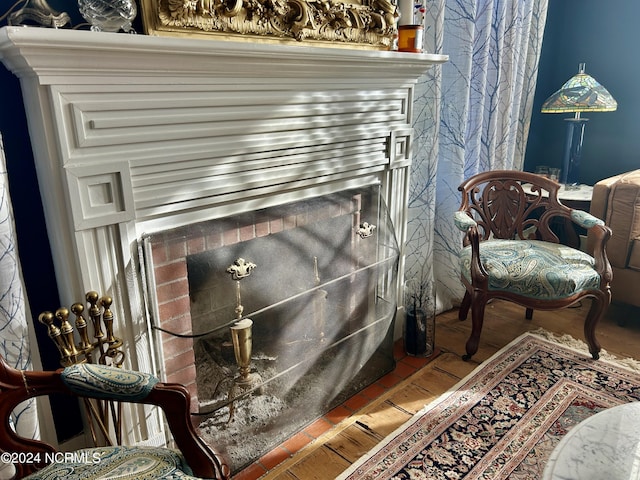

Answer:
[226,258,262,422]
[230,318,258,387]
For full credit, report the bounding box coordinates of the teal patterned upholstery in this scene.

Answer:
[61,364,158,401]
[453,211,477,231]
[24,445,203,480]
[459,239,601,299]
[570,209,604,229]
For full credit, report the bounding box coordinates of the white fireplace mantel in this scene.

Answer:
[0,25,446,448]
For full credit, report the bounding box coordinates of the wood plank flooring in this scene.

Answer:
[233,300,640,479]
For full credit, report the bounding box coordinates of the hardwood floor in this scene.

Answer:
[233,300,640,479]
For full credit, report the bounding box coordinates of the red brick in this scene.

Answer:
[343,393,370,412]
[324,405,351,425]
[239,223,255,242]
[161,335,194,358]
[281,430,313,454]
[167,237,187,261]
[154,261,188,285]
[255,220,270,237]
[205,230,223,249]
[156,279,190,304]
[159,296,191,320]
[270,218,283,234]
[151,242,167,265]
[377,372,402,389]
[392,361,417,379]
[187,236,206,255]
[351,194,362,213]
[233,462,267,480]
[159,313,192,335]
[283,215,296,230]
[258,447,291,470]
[166,364,196,385]
[223,227,238,245]
[304,417,333,438]
[361,382,386,400]
[164,350,195,373]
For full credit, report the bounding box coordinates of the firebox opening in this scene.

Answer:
[142,184,399,472]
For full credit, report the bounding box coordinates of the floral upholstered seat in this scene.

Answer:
[454,170,612,361]
[24,445,202,480]
[459,239,600,299]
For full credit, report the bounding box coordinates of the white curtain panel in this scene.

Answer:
[0,133,39,444]
[406,0,549,311]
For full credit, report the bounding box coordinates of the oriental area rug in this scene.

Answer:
[338,330,640,480]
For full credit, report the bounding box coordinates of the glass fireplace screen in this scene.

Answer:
[140,184,399,472]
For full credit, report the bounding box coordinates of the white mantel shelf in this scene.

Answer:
[0,25,446,450]
[0,26,447,84]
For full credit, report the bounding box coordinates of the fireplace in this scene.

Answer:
[0,25,446,459]
[142,185,398,469]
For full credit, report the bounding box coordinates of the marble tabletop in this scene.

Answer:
[521,183,593,202]
[543,402,640,480]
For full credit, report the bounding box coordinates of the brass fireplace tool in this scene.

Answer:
[38,291,125,445]
[226,258,262,422]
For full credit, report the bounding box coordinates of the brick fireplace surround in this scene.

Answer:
[0,25,446,457]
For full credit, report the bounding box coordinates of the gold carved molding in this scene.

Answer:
[140,0,398,50]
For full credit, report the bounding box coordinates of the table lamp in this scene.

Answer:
[541,63,617,188]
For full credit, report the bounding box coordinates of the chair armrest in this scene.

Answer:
[61,363,159,401]
[454,211,477,231]
[570,209,604,229]
[62,363,230,479]
[588,224,614,287]
[0,357,230,480]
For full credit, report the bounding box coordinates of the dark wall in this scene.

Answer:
[524,0,640,186]
[1,1,98,441]
[0,0,84,363]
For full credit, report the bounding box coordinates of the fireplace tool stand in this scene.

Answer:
[226,258,262,422]
[38,291,126,445]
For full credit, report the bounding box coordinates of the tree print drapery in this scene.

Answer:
[406,0,549,311]
[0,133,38,448]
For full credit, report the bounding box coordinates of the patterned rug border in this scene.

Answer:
[337,328,640,479]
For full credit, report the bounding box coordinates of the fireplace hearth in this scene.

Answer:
[142,186,398,471]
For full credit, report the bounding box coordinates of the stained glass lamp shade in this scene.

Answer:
[541,63,617,186]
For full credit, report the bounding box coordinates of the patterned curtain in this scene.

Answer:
[0,133,39,446]
[406,0,549,311]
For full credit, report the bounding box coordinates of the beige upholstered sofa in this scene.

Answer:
[588,170,640,307]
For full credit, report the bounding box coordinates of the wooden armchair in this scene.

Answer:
[454,170,613,361]
[0,355,230,479]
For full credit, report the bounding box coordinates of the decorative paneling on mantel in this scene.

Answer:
[0,25,447,448]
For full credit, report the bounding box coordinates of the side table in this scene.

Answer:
[557,184,593,250]
[543,402,640,480]
[522,183,593,249]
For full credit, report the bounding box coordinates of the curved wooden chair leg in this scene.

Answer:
[525,308,533,320]
[459,290,471,320]
[584,296,607,360]
[463,294,486,361]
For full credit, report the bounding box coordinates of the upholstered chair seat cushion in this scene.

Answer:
[460,240,601,299]
[24,445,203,479]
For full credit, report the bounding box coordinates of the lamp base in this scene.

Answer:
[561,118,588,188]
